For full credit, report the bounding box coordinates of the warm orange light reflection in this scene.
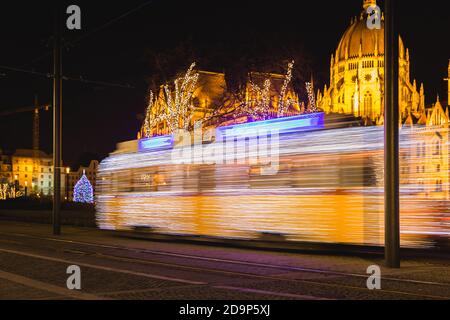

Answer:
[96,123,449,249]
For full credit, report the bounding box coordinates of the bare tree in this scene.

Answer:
[143,63,199,136]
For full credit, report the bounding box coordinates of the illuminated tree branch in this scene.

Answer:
[277,60,295,117]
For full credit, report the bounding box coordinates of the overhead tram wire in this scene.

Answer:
[0,65,52,79]
[2,1,156,88]
[62,76,133,89]
[67,0,155,48]
[19,0,156,68]
[0,64,135,89]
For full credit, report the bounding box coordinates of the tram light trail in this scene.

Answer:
[96,115,450,248]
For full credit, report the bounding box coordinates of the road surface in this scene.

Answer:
[0,221,449,300]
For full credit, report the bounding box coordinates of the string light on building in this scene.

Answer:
[141,63,199,136]
[278,60,295,117]
[245,78,272,120]
[0,184,24,200]
[143,90,157,138]
[0,184,8,200]
[73,170,94,204]
[161,62,200,133]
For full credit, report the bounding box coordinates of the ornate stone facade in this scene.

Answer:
[317,0,427,126]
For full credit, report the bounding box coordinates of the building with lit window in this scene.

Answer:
[315,0,450,200]
[140,70,302,138]
[9,149,69,198]
[401,98,449,199]
[136,0,449,203]
[316,0,429,125]
[0,151,12,185]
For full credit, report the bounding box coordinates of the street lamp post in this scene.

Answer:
[384,0,400,268]
[65,167,70,201]
[53,4,62,235]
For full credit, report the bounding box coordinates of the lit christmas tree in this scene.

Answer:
[73,170,94,203]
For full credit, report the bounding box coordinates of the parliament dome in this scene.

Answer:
[336,16,384,60]
[317,0,424,125]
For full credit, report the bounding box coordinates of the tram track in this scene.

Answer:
[1,230,449,287]
[74,247,450,300]
[1,230,450,299]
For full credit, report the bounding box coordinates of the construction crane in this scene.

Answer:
[0,97,51,151]
[0,97,51,193]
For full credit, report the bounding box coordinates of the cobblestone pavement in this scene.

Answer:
[0,221,449,300]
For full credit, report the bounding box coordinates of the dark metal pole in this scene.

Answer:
[384,0,400,268]
[53,3,62,235]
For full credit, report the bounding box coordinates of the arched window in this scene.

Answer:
[363,92,373,118]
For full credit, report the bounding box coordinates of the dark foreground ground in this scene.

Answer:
[0,221,449,300]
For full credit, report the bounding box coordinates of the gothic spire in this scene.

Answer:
[363,0,377,10]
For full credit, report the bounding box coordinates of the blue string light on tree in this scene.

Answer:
[73,170,94,203]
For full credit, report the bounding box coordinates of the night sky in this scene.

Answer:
[0,0,449,167]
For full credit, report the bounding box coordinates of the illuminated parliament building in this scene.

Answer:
[317,0,449,128]
[316,0,450,199]
[140,0,450,199]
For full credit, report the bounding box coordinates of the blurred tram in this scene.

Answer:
[96,113,449,248]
